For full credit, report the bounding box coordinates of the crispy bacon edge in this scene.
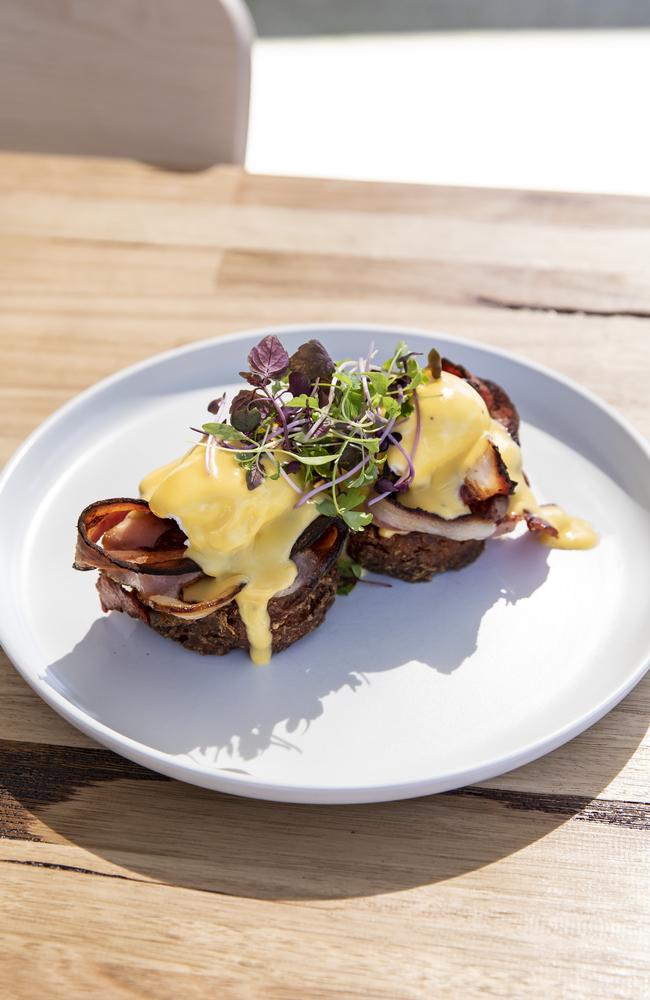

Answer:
[523,510,560,538]
[74,498,199,575]
[441,358,520,442]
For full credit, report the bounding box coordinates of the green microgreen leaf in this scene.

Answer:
[336,553,364,595]
[336,486,367,512]
[341,510,373,531]
[202,422,248,442]
[348,464,378,488]
[284,394,319,409]
[315,496,338,518]
[366,371,388,395]
[283,452,335,467]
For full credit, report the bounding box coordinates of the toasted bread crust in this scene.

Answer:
[349,371,518,582]
[347,526,484,582]
[144,565,339,655]
[94,517,346,656]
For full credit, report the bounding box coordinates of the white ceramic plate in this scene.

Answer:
[1,325,649,804]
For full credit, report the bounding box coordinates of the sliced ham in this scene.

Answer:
[74,498,199,576]
[102,508,172,550]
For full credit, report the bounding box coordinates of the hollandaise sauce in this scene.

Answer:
[387,372,597,550]
[140,446,318,664]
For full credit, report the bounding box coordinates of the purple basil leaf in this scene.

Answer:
[207,393,225,415]
[288,370,310,396]
[230,389,262,433]
[230,388,257,412]
[239,370,264,387]
[284,460,301,474]
[288,340,334,386]
[248,335,290,380]
[246,466,264,490]
[231,407,261,433]
[375,477,397,493]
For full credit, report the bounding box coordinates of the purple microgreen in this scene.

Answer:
[246,465,263,490]
[360,373,373,410]
[288,339,335,386]
[230,389,263,433]
[397,350,422,370]
[288,370,310,396]
[303,409,330,441]
[207,393,226,415]
[366,491,391,507]
[239,370,264,387]
[198,338,430,527]
[277,462,304,495]
[375,476,399,494]
[248,335,290,381]
[379,415,398,444]
[386,432,415,485]
[260,384,291,448]
[295,455,370,508]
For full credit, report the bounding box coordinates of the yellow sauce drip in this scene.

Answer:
[140,445,317,664]
[532,505,599,550]
[386,372,597,550]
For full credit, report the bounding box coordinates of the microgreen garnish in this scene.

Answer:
[207,393,226,415]
[247,335,290,381]
[336,553,364,595]
[427,347,442,380]
[198,334,428,529]
[336,553,393,595]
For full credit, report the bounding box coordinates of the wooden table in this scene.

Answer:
[1,153,648,999]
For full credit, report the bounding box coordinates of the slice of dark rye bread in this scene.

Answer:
[347,529,485,583]
[348,365,520,583]
[97,517,347,656]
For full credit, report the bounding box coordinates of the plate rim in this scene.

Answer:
[2,322,649,804]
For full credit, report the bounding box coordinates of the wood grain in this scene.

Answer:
[0,152,648,998]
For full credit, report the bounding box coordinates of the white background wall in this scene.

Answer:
[247,30,650,194]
